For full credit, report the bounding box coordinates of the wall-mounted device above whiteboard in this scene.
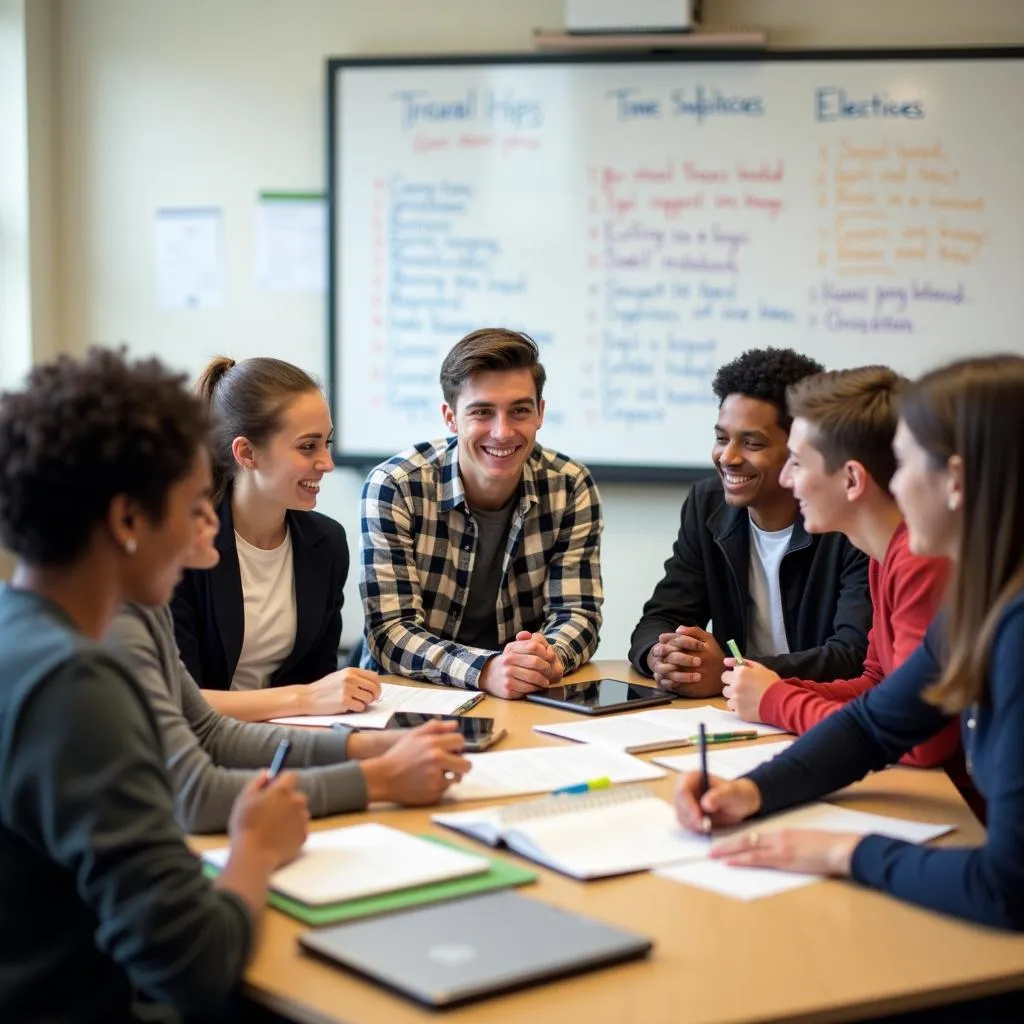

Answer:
[327,49,1024,479]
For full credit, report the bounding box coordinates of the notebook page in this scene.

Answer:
[202,823,489,905]
[512,796,712,878]
[445,745,665,802]
[269,682,477,729]
[655,739,794,778]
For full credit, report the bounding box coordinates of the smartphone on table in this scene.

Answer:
[387,712,506,752]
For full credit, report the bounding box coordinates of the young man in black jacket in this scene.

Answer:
[629,348,872,697]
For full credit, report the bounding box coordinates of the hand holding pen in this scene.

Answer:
[228,739,309,869]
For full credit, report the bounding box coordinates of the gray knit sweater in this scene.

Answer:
[107,603,368,833]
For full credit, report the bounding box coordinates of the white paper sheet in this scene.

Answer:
[640,707,789,736]
[255,193,326,293]
[654,739,795,778]
[534,706,786,752]
[655,859,819,900]
[269,682,480,729]
[655,802,954,900]
[445,745,666,802]
[155,206,223,309]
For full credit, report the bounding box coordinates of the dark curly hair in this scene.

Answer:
[711,347,825,432]
[0,347,209,567]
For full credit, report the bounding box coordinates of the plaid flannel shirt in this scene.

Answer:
[359,437,604,688]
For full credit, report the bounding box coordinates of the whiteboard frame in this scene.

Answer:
[326,47,1024,483]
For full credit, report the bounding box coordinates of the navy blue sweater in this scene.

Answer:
[746,593,1024,930]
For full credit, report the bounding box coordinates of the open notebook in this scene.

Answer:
[202,823,489,906]
[433,786,955,885]
[533,706,787,753]
[269,682,481,729]
[434,785,710,879]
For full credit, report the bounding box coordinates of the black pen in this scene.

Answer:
[698,722,712,836]
[267,739,292,783]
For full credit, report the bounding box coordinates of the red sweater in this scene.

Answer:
[758,521,961,768]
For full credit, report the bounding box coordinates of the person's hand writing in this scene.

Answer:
[722,659,780,721]
[299,668,382,714]
[711,828,860,877]
[228,771,309,869]
[361,720,472,805]
[674,771,762,833]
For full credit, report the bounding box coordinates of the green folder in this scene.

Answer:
[203,834,537,927]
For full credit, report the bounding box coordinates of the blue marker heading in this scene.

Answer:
[815,87,924,122]
[391,89,543,130]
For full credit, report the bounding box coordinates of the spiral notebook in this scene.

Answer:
[432,785,711,879]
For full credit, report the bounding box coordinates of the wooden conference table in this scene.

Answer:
[192,661,1024,1024]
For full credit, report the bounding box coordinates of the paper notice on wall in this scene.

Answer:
[255,191,326,293]
[155,206,224,310]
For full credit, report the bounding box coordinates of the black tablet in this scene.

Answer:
[525,679,673,715]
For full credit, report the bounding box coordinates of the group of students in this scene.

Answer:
[0,327,1022,1024]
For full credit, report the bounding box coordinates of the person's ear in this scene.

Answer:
[441,402,457,435]
[945,454,964,512]
[107,494,139,556]
[844,461,870,503]
[536,398,545,429]
[231,436,257,471]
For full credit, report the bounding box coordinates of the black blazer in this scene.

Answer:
[629,476,872,682]
[171,495,349,690]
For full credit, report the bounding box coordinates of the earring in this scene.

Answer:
[947,496,959,512]
[124,538,137,556]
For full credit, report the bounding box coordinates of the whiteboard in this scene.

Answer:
[328,51,1024,478]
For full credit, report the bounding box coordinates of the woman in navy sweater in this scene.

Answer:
[676,355,1024,932]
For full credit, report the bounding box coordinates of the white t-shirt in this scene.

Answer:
[746,520,794,660]
[231,527,298,691]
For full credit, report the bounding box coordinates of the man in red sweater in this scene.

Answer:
[723,366,961,769]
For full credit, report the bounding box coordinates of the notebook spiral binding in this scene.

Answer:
[499,784,654,824]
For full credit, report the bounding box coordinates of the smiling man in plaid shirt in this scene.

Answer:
[359,329,603,698]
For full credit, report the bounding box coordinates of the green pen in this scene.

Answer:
[726,638,745,665]
[688,731,759,745]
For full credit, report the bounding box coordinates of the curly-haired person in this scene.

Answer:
[0,348,309,1024]
[629,347,872,697]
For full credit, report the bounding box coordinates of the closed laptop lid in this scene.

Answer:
[299,891,652,1008]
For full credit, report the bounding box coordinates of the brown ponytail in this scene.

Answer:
[195,356,321,501]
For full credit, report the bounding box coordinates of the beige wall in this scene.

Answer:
[20,0,1024,651]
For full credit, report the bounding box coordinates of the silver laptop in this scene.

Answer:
[299,891,653,1008]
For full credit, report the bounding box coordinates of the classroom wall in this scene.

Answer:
[44,0,1024,654]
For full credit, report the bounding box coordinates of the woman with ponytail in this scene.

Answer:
[171,356,380,721]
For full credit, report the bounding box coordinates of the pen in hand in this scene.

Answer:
[698,722,712,836]
[265,739,292,785]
